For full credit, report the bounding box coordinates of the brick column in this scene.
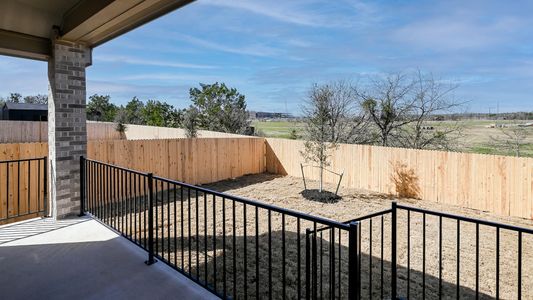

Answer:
[47,40,92,218]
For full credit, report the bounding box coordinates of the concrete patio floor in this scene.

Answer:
[0,217,218,300]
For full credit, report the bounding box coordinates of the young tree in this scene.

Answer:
[87,94,117,122]
[183,106,200,138]
[301,81,370,192]
[490,123,531,157]
[189,82,250,134]
[301,84,334,193]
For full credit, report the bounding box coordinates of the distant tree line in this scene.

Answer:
[1,83,250,137]
[86,82,250,136]
[0,93,48,105]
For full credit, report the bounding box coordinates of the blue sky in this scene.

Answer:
[1,0,532,113]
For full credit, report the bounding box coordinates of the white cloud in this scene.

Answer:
[0,57,48,95]
[199,0,357,28]
[392,16,523,51]
[171,33,282,57]
[118,73,243,84]
[94,55,216,69]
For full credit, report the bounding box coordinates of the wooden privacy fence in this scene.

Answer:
[0,138,265,186]
[266,138,533,219]
[0,138,265,223]
[87,138,265,185]
[0,143,48,224]
[2,137,532,220]
[0,121,120,143]
[0,121,246,143]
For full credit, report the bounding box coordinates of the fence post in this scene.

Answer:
[391,201,397,299]
[145,173,156,265]
[348,221,360,300]
[78,156,85,216]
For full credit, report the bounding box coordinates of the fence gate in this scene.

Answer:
[0,157,48,225]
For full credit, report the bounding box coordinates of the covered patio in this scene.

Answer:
[0,1,218,299]
[0,216,216,300]
[0,0,194,219]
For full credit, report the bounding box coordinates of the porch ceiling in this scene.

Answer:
[0,0,194,61]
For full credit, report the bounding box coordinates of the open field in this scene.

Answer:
[253,119,533,157]
[102,174,533,299]
[252,120,305,139]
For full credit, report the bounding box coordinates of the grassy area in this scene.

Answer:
[253,120,533,157]
[252,120,305,139]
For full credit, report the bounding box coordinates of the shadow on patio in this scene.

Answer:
[0,217,217,300]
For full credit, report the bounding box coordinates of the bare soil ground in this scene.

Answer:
[201,174,533,299]
[102,174,533,299]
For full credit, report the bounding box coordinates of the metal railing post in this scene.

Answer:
[348,221,360,300]
[305,228,311,300]
[145,173,156,265]
[79,156,86,216]
[44,156,48,217]
[391,201,398,299]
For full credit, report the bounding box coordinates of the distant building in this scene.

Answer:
[1,102,47,121]
[249,111,294,119]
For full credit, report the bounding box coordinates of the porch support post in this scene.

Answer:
[47,38,92,218]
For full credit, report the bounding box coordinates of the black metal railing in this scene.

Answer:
[311,201,533,299]
[81,157,532,299]
[81,157,362,299]
[395,203,533,300]
[0,157,47,224]
[310,208,394,299]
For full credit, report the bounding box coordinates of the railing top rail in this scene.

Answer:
[84,157,150,177]
[397,204,533,234]
[84,157,349,230]
[344,208,393,223]
[153,175,350,230]
[312,208,392,234]
[0,156,46,164]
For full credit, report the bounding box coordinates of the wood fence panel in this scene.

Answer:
[0,143,47,223]
[86,138,265,186]
[265,138,533,219]
[0,121,250,143]
[3,138,532,220]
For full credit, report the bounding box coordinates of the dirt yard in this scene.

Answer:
[202,174,533,299]
[104,174,533,299]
